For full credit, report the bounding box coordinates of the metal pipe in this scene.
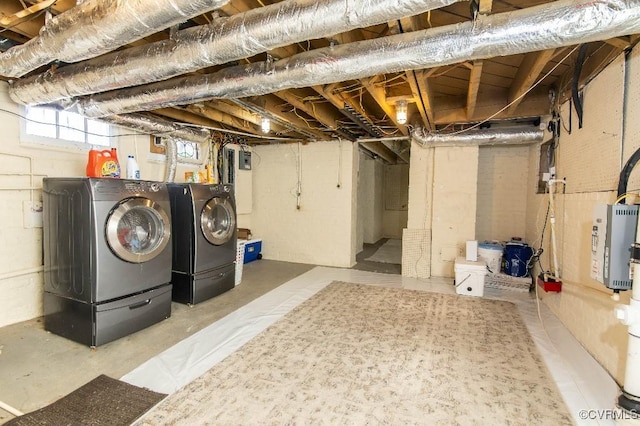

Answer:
[70,0,640,118]
[163,137,178,183]
[9,0,462,105]
[100,113,211,145]
[0,0,230,78]
[411,127,545,146]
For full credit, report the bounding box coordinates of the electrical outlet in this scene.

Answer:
[23,201,43,228]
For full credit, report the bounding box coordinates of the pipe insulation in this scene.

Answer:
[0,0,230,78]
[9,0,461,106]
[100,113,211,144]
[68,0,640,118]
[411,127,545,146]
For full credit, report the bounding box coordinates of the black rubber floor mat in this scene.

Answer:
[3,375,165,426]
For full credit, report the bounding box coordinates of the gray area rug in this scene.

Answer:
[364,238,402,264]
[4,375,165,426]
[138,282,572,425]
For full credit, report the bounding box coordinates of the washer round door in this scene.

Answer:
[105,197,171,263]
[201,197,236,246]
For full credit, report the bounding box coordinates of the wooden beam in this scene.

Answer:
[361,76,409,136]
[359,142,397,164]
[466,60,483,120]
[273,89,341,131]
[254,94,330,140]
[0,0,55,27]
[507,49,555,113]
[603,36,631,50]
[206,100,291,134]
[479,0,493,14]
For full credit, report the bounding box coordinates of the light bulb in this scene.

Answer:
[261,117,271,133]
[395,99,408,125]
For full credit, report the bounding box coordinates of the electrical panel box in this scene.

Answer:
[591,204,638,290]
[221,144,253,215]
[239,151,252,170]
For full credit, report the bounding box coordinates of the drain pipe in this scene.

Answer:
[0,0,230,78]
[411,127,545,146]
[9,0,462,105]
[67,0,640,118]
[615,222,640,416]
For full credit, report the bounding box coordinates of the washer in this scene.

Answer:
[168,183,237,304]
[43,178,173,347]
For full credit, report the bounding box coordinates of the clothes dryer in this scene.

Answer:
[168,183,236,304]
[43,178,173,347]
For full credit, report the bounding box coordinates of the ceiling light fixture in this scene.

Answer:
[261,116,271,133]
[395,99,408,125]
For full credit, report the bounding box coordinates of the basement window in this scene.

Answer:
[152,136,201,164]
[21,106,112,149]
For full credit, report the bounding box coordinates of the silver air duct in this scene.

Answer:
[0,0,230,78]
[9,0,461,105]
[101,113,211,144]
[163,137,179,183]
[411,126,545,146]
[71,0,640,118]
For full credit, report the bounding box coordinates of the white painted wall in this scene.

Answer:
[524,51,636,384]
[362,155,384,245]
[382,164,409,238]
[476,145,529,242]
[251,141,358,267]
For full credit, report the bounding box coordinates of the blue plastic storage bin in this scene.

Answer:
[243,239,262,264]
[503,242,533,277]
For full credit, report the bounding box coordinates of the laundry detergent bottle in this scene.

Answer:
[86,148,120,178]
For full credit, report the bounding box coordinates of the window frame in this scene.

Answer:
[20,106,114,150]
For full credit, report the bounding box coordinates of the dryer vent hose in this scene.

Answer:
[164,137,178,182]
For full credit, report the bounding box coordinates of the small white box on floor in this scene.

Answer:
[455,257,488,297]
[466,240,478,261]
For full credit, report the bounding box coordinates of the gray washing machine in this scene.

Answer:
[168,183,236,304]
[43,178,173,347]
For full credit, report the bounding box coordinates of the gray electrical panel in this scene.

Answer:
[591,204,638,290]
[239,151,252,170]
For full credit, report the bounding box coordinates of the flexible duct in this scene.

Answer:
[163,137,179,183]
[0,0,230,78]
[101,113,211,144]
[9,0,462,105]
[69,0,640,118]
[411,127,545,146]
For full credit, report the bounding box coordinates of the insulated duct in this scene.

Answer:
[163,137,179,183]
[411,126,545,146]
[0,0,230,78]
[101,113,211,144]
[69,0,640,118]
[9,0,462,105]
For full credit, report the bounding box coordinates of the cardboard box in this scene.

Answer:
[237,228,252,240]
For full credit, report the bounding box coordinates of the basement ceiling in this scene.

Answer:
[0,0,638,164]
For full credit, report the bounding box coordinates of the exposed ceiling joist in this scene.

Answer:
[466,60,483,120]
[507,49,555,113]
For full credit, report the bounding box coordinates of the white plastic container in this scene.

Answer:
[478,242,503,274]
[235,240,246,286]
[455,257,488,297]
[126,155,140,180]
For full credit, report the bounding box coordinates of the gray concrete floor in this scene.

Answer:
[353,238,402,275]
[0,259,314,423]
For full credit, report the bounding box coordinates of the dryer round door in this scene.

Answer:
[105,197,171,263]
[201,197,236,245]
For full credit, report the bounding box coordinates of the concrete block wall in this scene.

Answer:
[404,142,435,278]
[431,146,479,277]
[524,50,638,385]
[476,145,529,242]
[251,141,358,267]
